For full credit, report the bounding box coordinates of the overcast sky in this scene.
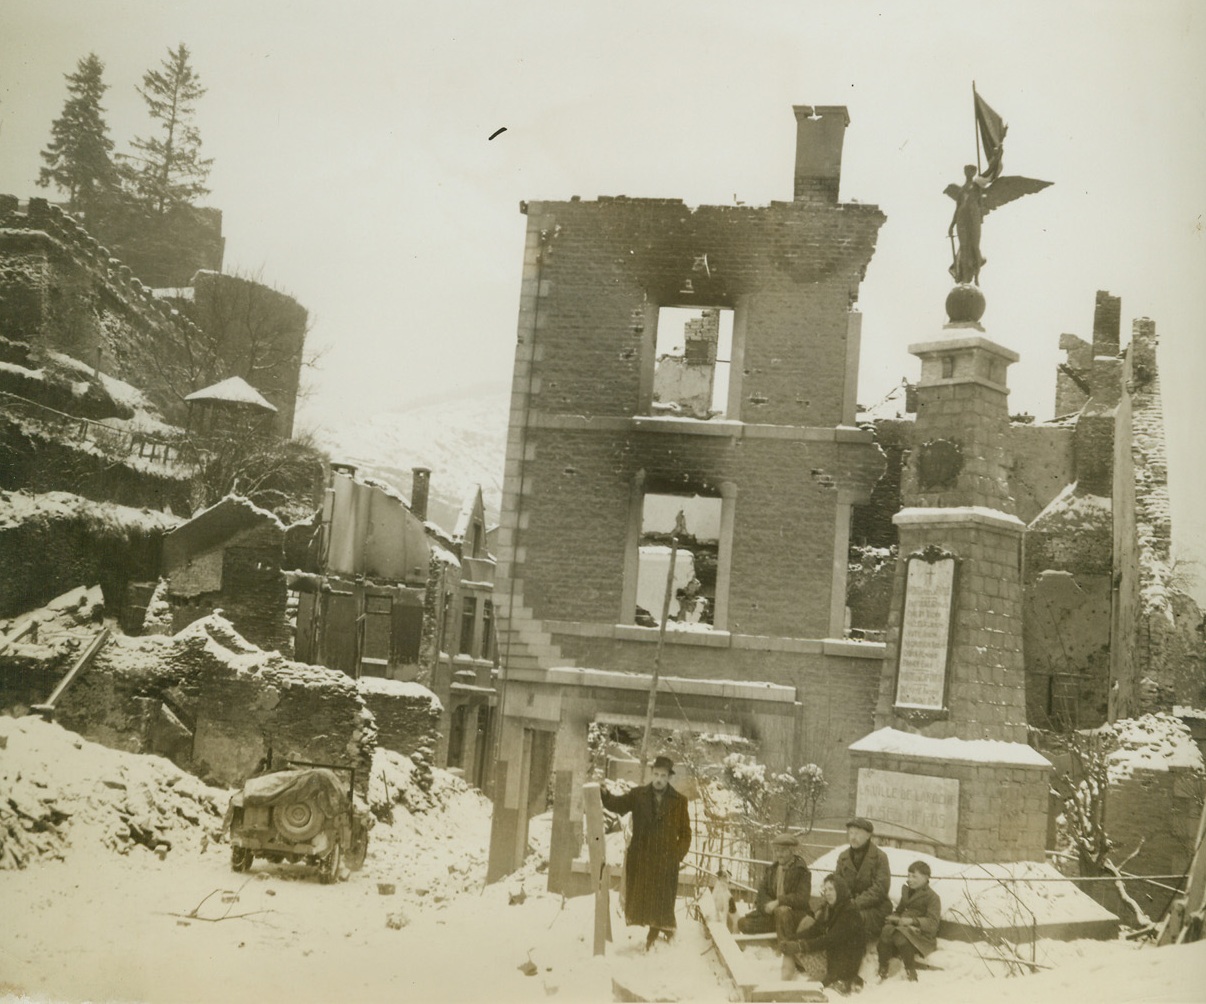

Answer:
[1,0,1203,592]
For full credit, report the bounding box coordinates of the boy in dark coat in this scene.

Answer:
[600,755,692,950]
[833,817,892,938]
[737,832,812,947]
[877,860,942,981]
[781,874,865,993]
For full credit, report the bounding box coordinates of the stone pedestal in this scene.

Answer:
[851,324,1051,862]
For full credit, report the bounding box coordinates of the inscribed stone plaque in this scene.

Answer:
[894,553,957,709]
[856,768,960,848]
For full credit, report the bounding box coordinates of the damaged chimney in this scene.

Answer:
[792,105,849,204]
[411,467,431,521]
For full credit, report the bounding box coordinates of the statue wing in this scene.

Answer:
[983,175,1053,215]
[943,183,962,201]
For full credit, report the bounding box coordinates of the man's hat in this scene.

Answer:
[771,832,799,847]
[845,817,874,834]
[651,755,675,775]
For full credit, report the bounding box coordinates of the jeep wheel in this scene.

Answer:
[319,841,342,884]
[275,800,325,842]
[230,846,254,872]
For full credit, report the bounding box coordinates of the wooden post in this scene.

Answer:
[31,626,110,720]
[583,782,611,955]
[640,510,686,772]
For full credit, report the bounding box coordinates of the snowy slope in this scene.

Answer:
[302,389,508,529]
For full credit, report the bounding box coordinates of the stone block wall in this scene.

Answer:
[877,516,1029,742]
[902,380,1015,513]
[849,748,1050,862]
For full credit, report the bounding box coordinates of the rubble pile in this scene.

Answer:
[363,746,493,905]
[0,715,227,870]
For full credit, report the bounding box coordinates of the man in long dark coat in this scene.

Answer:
[833,816,892,939]
[600,755,692,950]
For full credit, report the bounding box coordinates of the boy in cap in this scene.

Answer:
[737,831,813,949]
[833,817,892,938]
[600,754,692,950]
[877,860,941,982]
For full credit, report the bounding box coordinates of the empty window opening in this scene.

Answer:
[653,307,733,419]
[459,596,477,655]
[635,493,721,628]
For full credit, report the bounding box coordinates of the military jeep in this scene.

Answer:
[226,764,372,884]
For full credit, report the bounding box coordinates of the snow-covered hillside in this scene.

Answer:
[302,389,508,530]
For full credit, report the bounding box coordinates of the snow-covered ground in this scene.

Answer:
[2,717,1204,1003]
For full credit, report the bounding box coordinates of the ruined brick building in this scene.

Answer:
[488,107,890,884]
[293,465,500,787]
[486,105,1205,887]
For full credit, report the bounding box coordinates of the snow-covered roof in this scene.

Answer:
[163,494,285,569]
[185,376,277,412]
[850,727,1053,767]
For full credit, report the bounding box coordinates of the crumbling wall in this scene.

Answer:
[1010,420,1076,525]
[1110,320,1206,716]
[5,616,376,792]
[1023,486,1114,729]
[358,678,441,758]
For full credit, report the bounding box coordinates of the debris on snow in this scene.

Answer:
[0,716,226,869]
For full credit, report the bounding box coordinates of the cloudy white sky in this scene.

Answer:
[1,0,1203,591]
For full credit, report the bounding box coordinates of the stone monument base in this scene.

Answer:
[849,728,1052,863]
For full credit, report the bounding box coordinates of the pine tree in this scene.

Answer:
[124,43,213,214]
[37,53,117,214]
